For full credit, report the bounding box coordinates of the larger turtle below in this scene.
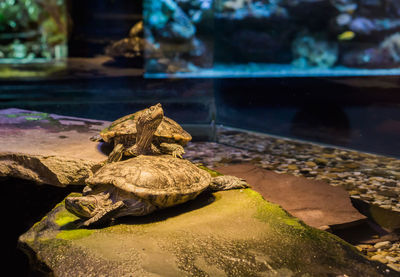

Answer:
[65,155,248,226]
[92,103,191,162]
[66,103,248,226]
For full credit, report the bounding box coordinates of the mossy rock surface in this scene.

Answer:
[19,190,397,277]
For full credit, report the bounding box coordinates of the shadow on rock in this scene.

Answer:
[94,192,217,228]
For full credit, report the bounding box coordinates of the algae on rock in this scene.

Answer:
[19,189,397,277]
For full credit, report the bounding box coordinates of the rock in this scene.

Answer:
[287,164,299,170]
[349,190,361,196]
[369,204,400,230]
[371,254,389,264]
[344,162,360,169]
[0,109,109,186]
[388,264,400,272]
[292,31,338,68]
[215,164,367,230]
[378,190,399,198]
[342,47,396,68]
[19,189,397,277]
[314,158,328,166]
[384,181,398,187]
[387,256,399,263]
[356,244,373,251]
[360,194,375,201]
[189,126,400,218]
[305,161,317,167]
[144,0,195,41]
[374,241,392,249]
[0,153,98,187]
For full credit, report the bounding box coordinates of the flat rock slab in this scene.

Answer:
[19,189,396,277]
[216,164,367,230]
[0,108,109,186]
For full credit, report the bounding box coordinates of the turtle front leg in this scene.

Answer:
[90,134,103,142]
[81,201,126,227]
[120,197,157,217]
[209,175,249,191]
[159,142,185,158]
[107,144,125,163]
[83,198,157,227]
[124,143,161,157]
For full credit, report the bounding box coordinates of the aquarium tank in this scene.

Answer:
[1,0,400,276]
[143,0,400,77]
[0,0,68,78]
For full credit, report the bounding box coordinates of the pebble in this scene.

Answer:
[374,241,392,249]
[305,161,317,167]
[360,194,374,201]
[287,164,298,170]
[371,254,388,264]
[388,264,400,271]
[186,127,400,213]
[387,256,399,263]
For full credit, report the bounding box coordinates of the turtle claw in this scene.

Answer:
[172,151,183,159]
[209,175,249,191]
[90,134,103,142]
[160,143,185,159]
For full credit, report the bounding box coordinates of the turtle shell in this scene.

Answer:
[100,109,192,146]
[86,155,211,208]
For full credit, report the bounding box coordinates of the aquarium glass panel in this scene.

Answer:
[0,0,68,77]
[143,0,400,78]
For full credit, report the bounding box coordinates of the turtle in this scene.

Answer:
[65,155,248,226]
[66,102,248,226]
[91,103,192,162]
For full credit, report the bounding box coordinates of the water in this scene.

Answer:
[0,0,68,78]
[143,0,400,77]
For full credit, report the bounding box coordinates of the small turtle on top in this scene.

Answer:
[66,103,248,227]
[91,103,191,162]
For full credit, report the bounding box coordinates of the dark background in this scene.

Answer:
[1,0,400,158]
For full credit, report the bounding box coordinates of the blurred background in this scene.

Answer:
[0,0,399,157]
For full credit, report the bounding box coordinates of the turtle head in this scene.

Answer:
[133,103,164,154]
[65,194,109,219]
[137,103,164,132]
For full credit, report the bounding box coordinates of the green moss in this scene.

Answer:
[101,114,136,133]
[54,195,94,240]
[56,229,94,240]
[282,218,303,229]
[54,209,80,227]
[245,189,304,230]
[25,116,41,121]
[0,67,63,78]
[3,112,49,119]
[21,188,384,276]
[198,165,222,177]
[28,112,48,117]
